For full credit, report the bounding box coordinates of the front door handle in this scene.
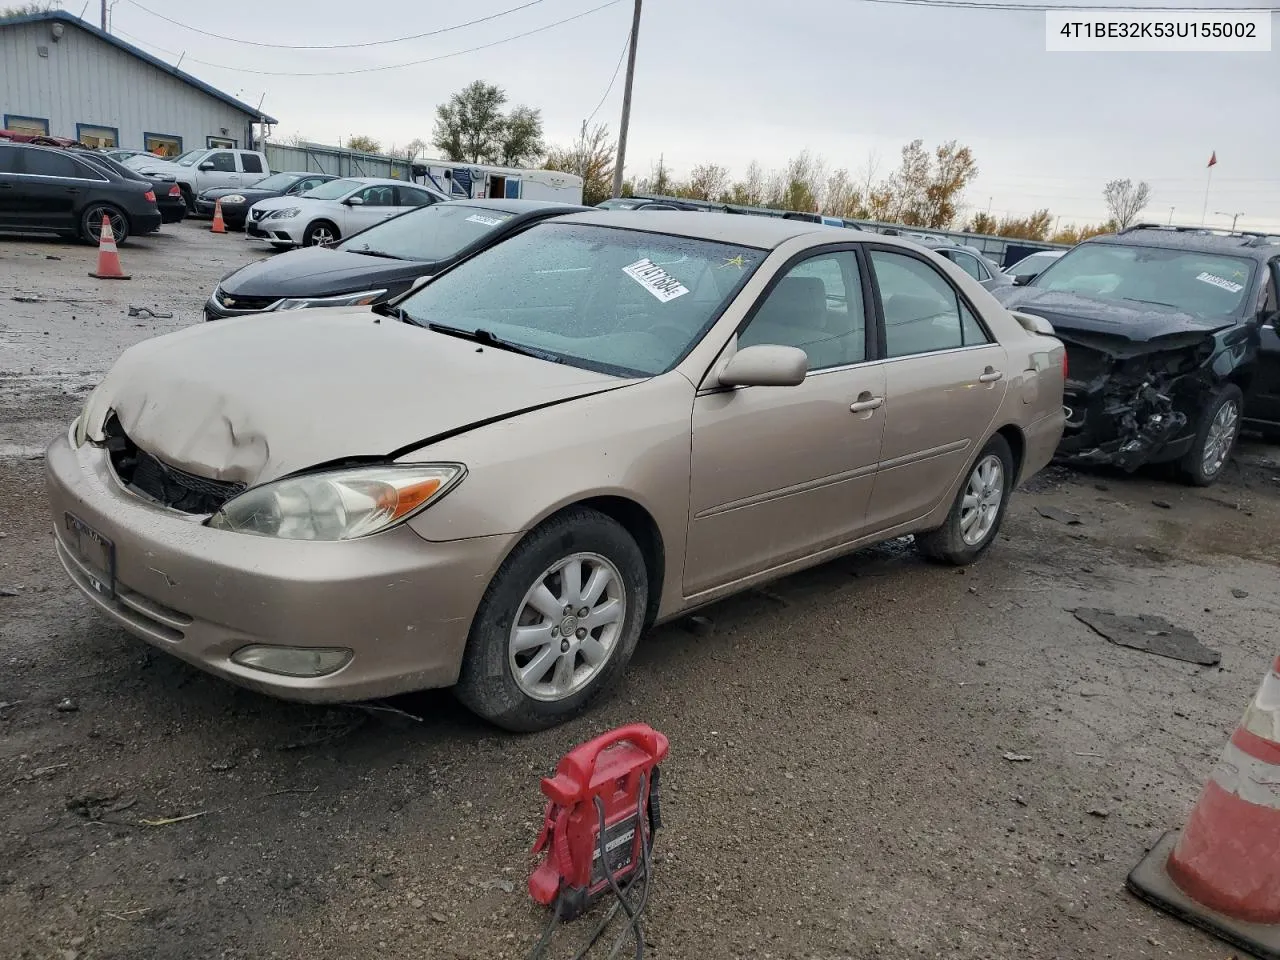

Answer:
[850,394,884,413]
[978,368,1003,383]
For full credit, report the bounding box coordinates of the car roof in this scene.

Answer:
[549,210,855,249]
[275,171,335,178]
[1091,226,1279,260]
[454,198,591,214]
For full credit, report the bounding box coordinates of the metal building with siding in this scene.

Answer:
[0,10,275,157]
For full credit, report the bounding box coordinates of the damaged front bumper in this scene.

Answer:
[1060,377,1192,471]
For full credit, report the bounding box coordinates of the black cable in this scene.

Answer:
[115,0,626,78]
[605,773,653,960]
[583,27,631,129]
[595,795,643,959]
[121,0,553,49]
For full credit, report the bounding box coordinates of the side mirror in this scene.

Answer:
[198,161,215,171]
[345,196,364,206]
[717,344,807,388]
[1012,274,1036,286]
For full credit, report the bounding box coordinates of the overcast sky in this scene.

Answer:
[103,0,1280,232]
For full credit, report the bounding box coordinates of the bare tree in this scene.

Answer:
[544,124,616,206]
[404,138,427,160]
[1103,178,1152,229]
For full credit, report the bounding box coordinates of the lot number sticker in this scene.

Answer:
[1195,271,1244,294]
[622,258,690,303]
[465,214,507,227]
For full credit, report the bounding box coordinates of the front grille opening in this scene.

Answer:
[216,290,278,311]
[104,414,245,514]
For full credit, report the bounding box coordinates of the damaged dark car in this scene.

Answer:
[995,224,1280,486]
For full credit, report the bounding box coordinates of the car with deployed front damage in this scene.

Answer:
[994,224,1280,486]
[47,211,1065,731]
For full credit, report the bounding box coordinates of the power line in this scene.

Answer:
[115,0,625,77]
[121,0,555,50]
[847,0,1280,10]
[584,27,630,129]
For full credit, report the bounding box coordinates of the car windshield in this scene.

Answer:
[400,223,764,377]
[173,150,204,166]
[1008,252,1058,273]
[302,178,362,200]
[338,203,521,261]
[597,198,644,210]
[1032,242,1256,316]
[252,173,300,191]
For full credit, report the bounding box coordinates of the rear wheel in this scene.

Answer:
[455,508,648,732]
[303,220,339,247]
[179,184,196,215]
[1179,384,1242,487]
[915,434,1014,566]
[80,203,129,245]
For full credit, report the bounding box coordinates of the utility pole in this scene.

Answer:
[611,0,642,199]
[1168,206,1175,225]
[1215,210,1245,232]
[100,0,107,30]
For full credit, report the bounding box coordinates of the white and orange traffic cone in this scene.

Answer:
[88,215,129,280]
[210,199,226,234]
[1128,656,1280,958]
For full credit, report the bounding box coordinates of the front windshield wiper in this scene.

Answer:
[1120,296,1180,309]
[351,248,405,260]
[426,323,562,363]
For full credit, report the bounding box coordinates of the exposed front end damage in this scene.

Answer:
[1058,334,1229,471]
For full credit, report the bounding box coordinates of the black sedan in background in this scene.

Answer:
[0,141,161,244]
[206,198,591,320]
[196,172,337,227]
[75,150,186,224]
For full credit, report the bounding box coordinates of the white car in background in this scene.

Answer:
[245,177,449,249]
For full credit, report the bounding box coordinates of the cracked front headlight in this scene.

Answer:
[207,464,464,541]
[275,289,387,310]
[268,207,301,220]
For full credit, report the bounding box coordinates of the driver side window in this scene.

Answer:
[738,251,867,371]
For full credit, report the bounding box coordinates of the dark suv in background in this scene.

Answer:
[995,224,1280,486]
[0,141,162,243]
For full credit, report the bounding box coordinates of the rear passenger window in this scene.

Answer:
[240,153,263,173]
[871,250,989,357]
[23,150,90,179]
[739,251,867,371]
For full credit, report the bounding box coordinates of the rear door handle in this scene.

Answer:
[850,395,884,413]
[978,369,1003,383]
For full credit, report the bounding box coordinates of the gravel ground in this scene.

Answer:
[3,220,1280,960]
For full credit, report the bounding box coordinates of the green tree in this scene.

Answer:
[678,163,730,201]
[345,134,380,154]
[1050,220,1115,245]
[544,124,616,206]
[724,161,766,206]
[431,81,543,166]
[967,211,999,235]
[992,209,1054,241]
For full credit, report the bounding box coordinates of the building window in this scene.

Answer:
[3,115,50,136]
[143,132,183,158]
[207,135,236,148]
[76,123,119,149]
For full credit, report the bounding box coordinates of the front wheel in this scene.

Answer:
[916,434,1015,566]
[455,508,648,732]
[1179,384,1242,487]
[303,220,339,247]
[80,204,129,245]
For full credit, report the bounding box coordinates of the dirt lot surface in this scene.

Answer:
[3,221,1280,960]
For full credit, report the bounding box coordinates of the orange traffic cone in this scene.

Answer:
[210,199,226,234]
[88,215,129,280]
[1128,656,1280,958]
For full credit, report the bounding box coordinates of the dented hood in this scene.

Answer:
[82,309,635,486]
[993,288,1233,343]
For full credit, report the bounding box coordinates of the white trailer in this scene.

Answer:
[415,160,583,205]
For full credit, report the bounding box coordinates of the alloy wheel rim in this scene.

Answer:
[508,552,626,702]
[88,207,125,240]
[1201,399,1239,477]
[960,454,1004,546]
[310,227,334,246]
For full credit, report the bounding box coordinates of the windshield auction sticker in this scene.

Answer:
[1195,272,1245,294]
[1045,10,1270,52]
[622,259,690,303]
[465,214,507,226]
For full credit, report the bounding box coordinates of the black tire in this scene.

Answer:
[915,434,1015,566]
[1178,384,1243,487]
[454,507,649,732]
[79,203,129,245]
[303,220,340,247]
[179,184,196,215]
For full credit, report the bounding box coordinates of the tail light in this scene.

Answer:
[1062,350,1069,380]
[168,184,181,197]
[143,190,156,203]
